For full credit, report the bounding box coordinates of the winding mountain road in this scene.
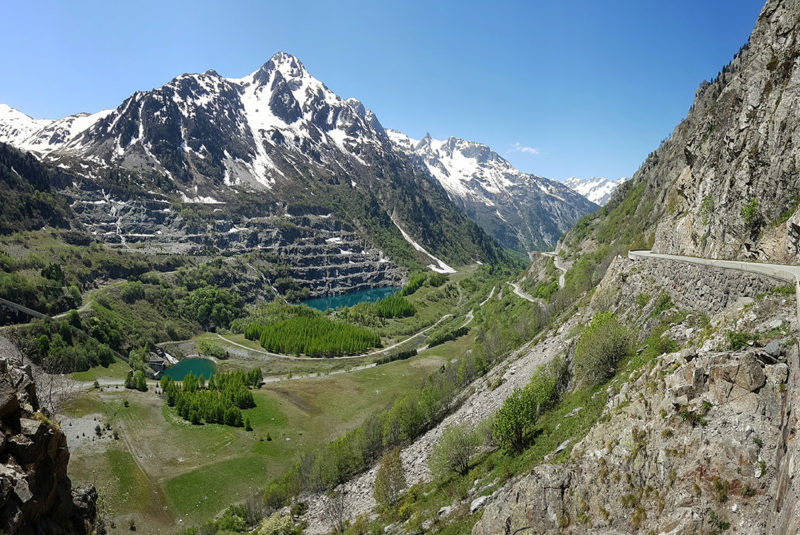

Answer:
[542,251,567,288]
[505,281,538,303]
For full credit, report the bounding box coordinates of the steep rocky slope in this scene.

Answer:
[387,130,597,253]
[565,0,800,263]
[475,255,800,534]
[0,336,97,534]
[298,246,800,533]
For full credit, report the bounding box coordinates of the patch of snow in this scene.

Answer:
[563,176,626,206]
[391,216,456,274]
[180,192,223,204]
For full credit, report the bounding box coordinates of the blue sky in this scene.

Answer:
[1,0,763,181]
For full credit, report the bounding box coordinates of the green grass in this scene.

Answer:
[165,456,270,517]
[65,348,447,532]
[72,357,130,382]
[105,449,152,511]
[242,392,289,430]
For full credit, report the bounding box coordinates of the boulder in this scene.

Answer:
[735,354,766,392]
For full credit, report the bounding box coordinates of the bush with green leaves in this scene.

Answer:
[124,370,147,392]
[373,447,406,508]
[255,512,295,535]
[428,423,479,478]
[573,312,632,386]
[494,357,567,453]
[493,387,533,453]
[741,198,761,230]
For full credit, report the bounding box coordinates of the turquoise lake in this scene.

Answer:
[300,286,400,311]
[161,358,217,381]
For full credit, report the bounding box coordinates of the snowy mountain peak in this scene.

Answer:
[0,105,52,145]
[250,52,308,87]
[387,129,597,252]
[563,176,626,206]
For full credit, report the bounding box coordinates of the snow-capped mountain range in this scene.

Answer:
[387,130,597,252]
[0,51,598,257]
[563,176,626,206]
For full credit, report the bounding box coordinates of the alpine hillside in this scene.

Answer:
[387,130,598,254]
[561,0,800,265]
[0,53,512,296]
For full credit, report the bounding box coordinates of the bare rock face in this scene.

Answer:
[0,351,97,534]
[592,0,800,263]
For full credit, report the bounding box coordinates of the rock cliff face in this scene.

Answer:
[474,255,800,534]
[0,337,97,534]
[616,0,800,262]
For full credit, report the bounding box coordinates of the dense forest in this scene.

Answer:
[161,369,263,427]
[246,316,381,357]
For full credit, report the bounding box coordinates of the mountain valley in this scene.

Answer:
[3,1,800,534]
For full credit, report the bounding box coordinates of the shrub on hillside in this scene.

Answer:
[428,423,479,478]
[373,447,406,508]
[494,357,567,453]
[573,311,632,386]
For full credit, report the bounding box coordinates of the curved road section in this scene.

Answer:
[628,250,800,325]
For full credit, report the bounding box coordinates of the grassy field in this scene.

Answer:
[72,358,131,382]
[64,347,452,532]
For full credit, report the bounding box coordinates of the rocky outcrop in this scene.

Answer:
[622,0,800,262]
[475,342,795,534]
[0,342,97,534]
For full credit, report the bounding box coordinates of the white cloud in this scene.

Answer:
[508,142,540,155]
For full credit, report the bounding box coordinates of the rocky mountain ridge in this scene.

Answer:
[0,53,515,296]
[387,130,597,253]
[0,53,594,267]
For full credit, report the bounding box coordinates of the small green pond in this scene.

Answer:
[161,358,216,381]
[300,286,400,311]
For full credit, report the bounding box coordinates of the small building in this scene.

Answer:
[148,350,169,375]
